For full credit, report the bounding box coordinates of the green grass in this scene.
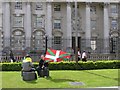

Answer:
[1,69,119,88]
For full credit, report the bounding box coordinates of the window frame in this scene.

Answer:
[13,15,23,27]
[54,4,61,11]
[111,19,118,30]
[34,16,45,28]
[53,19,61,29]
[90,5,96,14]
[110,4,118,14]
[15,2,22,10]
[91,20,96,30]
[35,2,43,10]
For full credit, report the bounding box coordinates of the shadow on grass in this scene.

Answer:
[24,80,37,84]
[45,76,75,83]
[84,70,118,81]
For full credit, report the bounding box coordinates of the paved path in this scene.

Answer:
[98,86,119,88]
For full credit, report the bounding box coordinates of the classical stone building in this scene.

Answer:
[0,0,120,59]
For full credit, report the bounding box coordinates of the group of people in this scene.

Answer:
[78,50,87,62]
[21,54,49,78]
[66,47,87,62]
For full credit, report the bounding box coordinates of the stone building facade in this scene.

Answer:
[0,0,120,57]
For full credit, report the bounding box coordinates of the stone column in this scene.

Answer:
[3,2,10,47]
[25,2,31,48]
[104,3,109,53]
[46,2,52,48]
[67,2,72,48]
[85,3,91,48]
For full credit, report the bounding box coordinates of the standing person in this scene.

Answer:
[82,51,87,62]
[10,50,16,62]
[78,49,81,61]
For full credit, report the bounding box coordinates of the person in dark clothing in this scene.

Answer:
[36,55,45,77]
[43,61,49,77]
[10,50,16,62]
[36,55,49,77]
[44,61,49,67]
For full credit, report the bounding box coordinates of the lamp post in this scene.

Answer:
[75,0,78,64]
[44,34,48,55]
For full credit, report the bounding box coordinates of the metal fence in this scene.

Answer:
[0,38,120,62]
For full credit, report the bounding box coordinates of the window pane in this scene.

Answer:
[54,4,61,11]
[34,16,44,28]
[53,36,62,50]
[72,5,79,8]
[15,2,22,10]
[54,37,61,44]
[91,20,96,30]
[90,6,96,14]
[13,16,23,27]
[35,2,43,10]
[0,14,2,27]
[54,20,61,29]
[15,31,22,36]
[111,5,117,13]
[111,19,118,29]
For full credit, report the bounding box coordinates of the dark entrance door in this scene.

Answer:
[72,37,81,52]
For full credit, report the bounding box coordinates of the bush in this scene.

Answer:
[0,60,120,71]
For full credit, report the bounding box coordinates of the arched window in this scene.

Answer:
[33,31,44,50]
[110,37,118,53]
[0,31,2,51]
[12,30,25,50]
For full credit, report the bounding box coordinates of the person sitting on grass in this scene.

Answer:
[21,54,36,76]
[36,55,45,77]
[36,55,49,77]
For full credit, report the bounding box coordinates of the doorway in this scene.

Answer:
[72,37,81,52]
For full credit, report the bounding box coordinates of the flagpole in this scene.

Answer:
[44,34,48,55]
[75,0,78,64]
[45,35,48,54]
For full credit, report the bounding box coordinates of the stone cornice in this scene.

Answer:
[1,0,119,3]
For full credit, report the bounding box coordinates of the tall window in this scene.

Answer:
[72,5,79,17]
[54,19,61,29]
[90,6,96,14]
[71,5,81,31]
[0,31,2,50]
[15,2,22,10]
[72,5,79,8]
[111,5,118,14]
[0,14,2,28]
[0,3,2,28]
[34,16,44,28]
[54,4,61,11]
[91,20,96,30]
[53,36,62,50]
[110,37,118,53]
[111,19,118,29]
[13,31,24,50]
[35,2,43,10]
[54,37,61,44]
[34,31,44,50]
[13,16,23,27]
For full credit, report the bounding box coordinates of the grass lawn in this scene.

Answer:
[0,69,119,88]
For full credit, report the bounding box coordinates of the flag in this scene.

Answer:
[45,48,71,62]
